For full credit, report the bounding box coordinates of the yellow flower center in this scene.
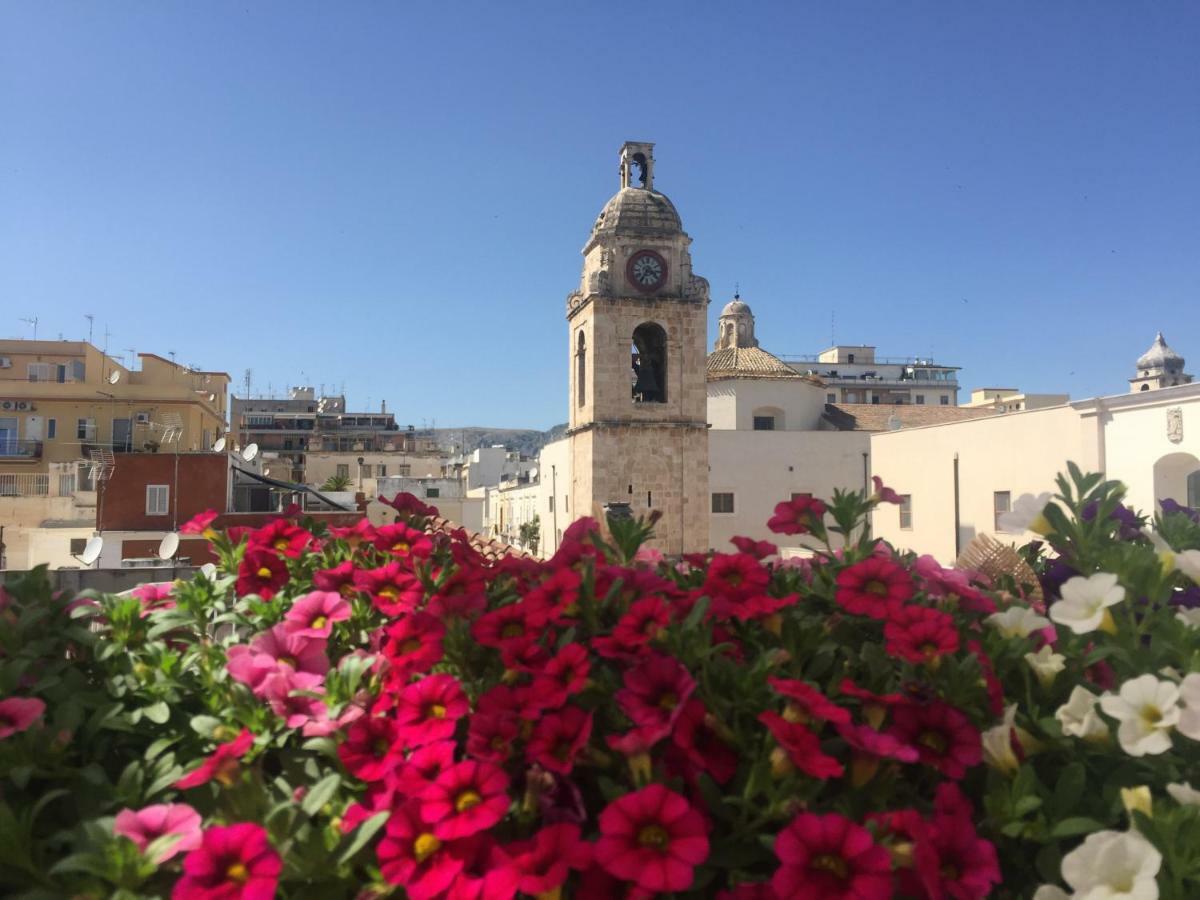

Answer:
[392,542,410,554]
[378,586,398,599]
[1142,705,1163,725]
[919,731,947,753]
[226,862,249,883]
[256,567,273,579]
[455,790,482,813]
[811,854,848,879]
[274,539,290,551]
[637,824,669,849]
[429,704,447,719]
[658,692,679,710]
[865,580,888,597]
[311,616,327,629]
[401,639,421,654]
[413,832,441,863]
[501,623,524,639]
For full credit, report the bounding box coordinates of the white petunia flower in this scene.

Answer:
[1060,829,1161,899]
[1175,608,1200,628]
[1099,675,1181,757]
[1050,573,1125,634]
[997,491,1054,534]
[1175,672,1200,742]
[1025,645,1066,688]
[987,605,1052,638]
[1176,550,1200,585]
[1056,686,1109,741]
[1166,782,1200,806]
[982,705,1020,776]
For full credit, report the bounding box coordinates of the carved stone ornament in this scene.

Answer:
[1167,407,1183,444]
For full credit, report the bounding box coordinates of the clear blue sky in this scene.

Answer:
[3,2,1198,429]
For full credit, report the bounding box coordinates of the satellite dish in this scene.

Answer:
[107,370,121,385]
[886,414,903,431]
[213,436,226,453]
[199,562,217,579]
[77,536,103,566]
[241,443,259,462]
[158,533,180,559]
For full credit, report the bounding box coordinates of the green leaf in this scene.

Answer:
[683,595,710,632]
[1049,763,1086,818]
[1049,816,1106,838]
[337,810,390,864]
[141,701,170,724]
[190,715,223,737]
[302,773,342,817]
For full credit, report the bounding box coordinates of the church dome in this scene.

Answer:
[591,187,683,238]
[1136,332,1185,371]
[720,297,751,317]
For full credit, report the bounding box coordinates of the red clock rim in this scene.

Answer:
[626,249,668,294]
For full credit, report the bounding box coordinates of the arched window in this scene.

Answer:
[632,322,667,403]
[576,331,586,408]
[1140,383,1151,392]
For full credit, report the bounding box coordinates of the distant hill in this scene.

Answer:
[429,424,567,457]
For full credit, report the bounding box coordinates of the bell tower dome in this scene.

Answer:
[563,142,710,554]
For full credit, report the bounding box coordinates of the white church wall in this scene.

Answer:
[707,379,827,432]
[708,430,869,552]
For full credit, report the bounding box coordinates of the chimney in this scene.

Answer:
[381,399,387,414]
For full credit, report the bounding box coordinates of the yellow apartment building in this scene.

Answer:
[0,340,229,485]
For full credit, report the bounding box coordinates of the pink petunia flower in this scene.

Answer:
[175,729,254,789]
[113,803,202,862]
[0,697,45,739]
[282,591,350,639]
[419,760,511,840]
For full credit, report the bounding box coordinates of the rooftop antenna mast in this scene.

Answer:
[124,347,137,369]
[85,314,94,344]
[831,310,836,346]
[102,325,112,353]
[243,368,252,398]
[19,317,38,340]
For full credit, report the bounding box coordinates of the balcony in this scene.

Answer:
[0,438,42,459]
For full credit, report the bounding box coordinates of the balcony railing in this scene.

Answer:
[0,438,42,459]
[0,472,82,497]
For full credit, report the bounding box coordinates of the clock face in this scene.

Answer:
[627,249,667,293]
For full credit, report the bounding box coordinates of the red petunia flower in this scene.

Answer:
[531,642,590,709]
[702,553,771,609]
[767,495,827,535]
[420,760,511,840]
[510,823,593,896]
[611,597,673,650]
[524,567,583,624]
[883,605,960,666]
[914,816,1001,900]
[175,729,254,790]
[771,812,892,900]
[767,677,852,725]
[834,556,914,618]
[594,784,710,893]
[444,834,520,899]
[379,491,438,519]
[670,698,739,785]
[179,509,219,536]
[328,518,378,547]
[354,562,425,616]
[395,740,458,797]
[427,569,489,620]
[836,720,919,763]
[472,600,549,650]
[338,715,403,782]
[248,518,312,559]
[313,560,360,600]
[377,800,464,900]
[527,705,593,775]
[394,674,468,749]
[172,822,281,900]
[870,475,903,505]
[383,612,446,681]
[235,549,289,600]
[730,535,778,559]
[466,709,521,764]
[758,712,844,779]
[373,522,434,559]
[888,701,981,779]
[615,654,696,731]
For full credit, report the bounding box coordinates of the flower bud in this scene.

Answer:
[890,841,915,868]
[1099,610,1118,635]
[1121,786,1152,822]
[769,746,794,779]
[1029,513,1053,536]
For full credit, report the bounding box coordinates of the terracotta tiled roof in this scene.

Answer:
[707,347,816,381]
[821,403,998,432]
[425,515,527,562]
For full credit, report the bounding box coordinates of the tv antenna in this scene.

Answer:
[124,347,137,369]
[85,314,94,344]
[19,316,38,340]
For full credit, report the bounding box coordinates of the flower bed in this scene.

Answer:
[2,467,1200,898]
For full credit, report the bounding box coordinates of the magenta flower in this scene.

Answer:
[173,822,281,899]
[114,803,202,862]
[227,623,328,696]
[283,590,350,639]
[0,697,45,739]
[261,670,328,729]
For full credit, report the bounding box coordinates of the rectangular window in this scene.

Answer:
[47,418,56,439]
[426,487,440,499]
[27,362,53,382]
[994,491,1012,531]
[377,464,387,477]
[711,492,734,514]
[564,495,569,513]
[146,484,169,516]
[899,494,913,529]
[871,395,880,405]
[791,491,812,502]
[940,396,950,406]
[335,464,349,479]
[915,395,925,405]
[77,417,95,440]
[752,415,776,431]
[827,393,836,404]
[70,537,88,555]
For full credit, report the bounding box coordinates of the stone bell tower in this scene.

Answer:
[565,142,710,554]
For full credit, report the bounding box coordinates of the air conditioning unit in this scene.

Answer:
[0,357,11,368]
[135,412,151,425]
